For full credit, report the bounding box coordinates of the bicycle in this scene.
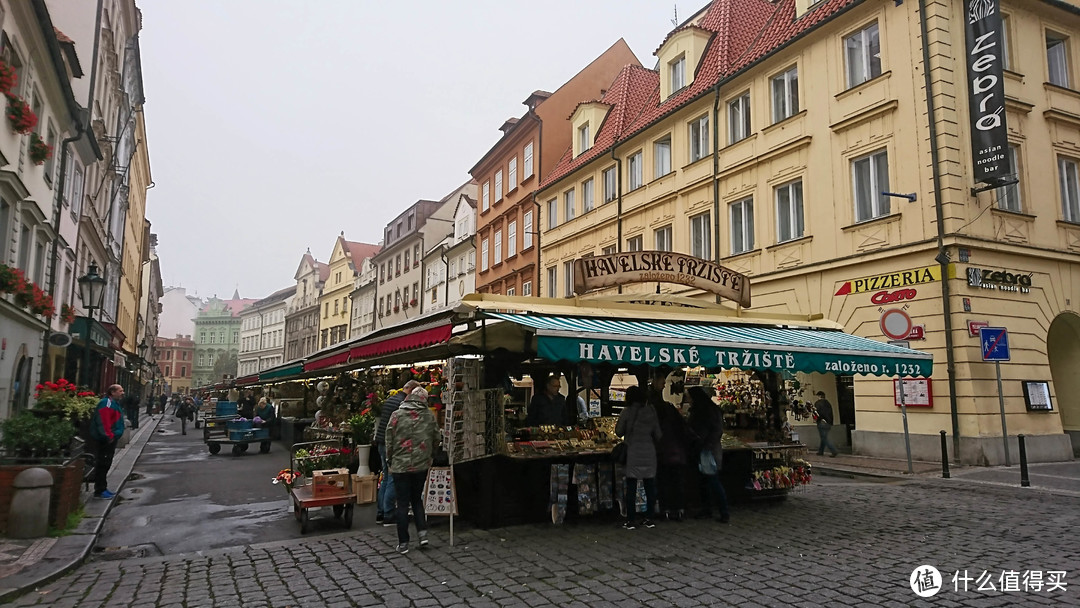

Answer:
[81,451,97,492]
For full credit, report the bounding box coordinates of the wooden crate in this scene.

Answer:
[311,468,350,498]
[351,474,377,505]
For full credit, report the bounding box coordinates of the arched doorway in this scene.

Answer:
[1047,311,1080,456]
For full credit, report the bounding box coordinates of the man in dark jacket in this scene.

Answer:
[525,374,569,426]
[814,391,839,457]
[374,379,420,525]
[91,384,126,499]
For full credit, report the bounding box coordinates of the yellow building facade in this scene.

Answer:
[538,0,1080,464]
[118,111,151,363]
[317,236,381,350]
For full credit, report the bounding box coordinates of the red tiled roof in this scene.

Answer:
[316,261,330,282]
[345,240,382,268]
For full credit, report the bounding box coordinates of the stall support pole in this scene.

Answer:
[899,378,913,475]
[449,451,455,547]
[996,362,1011,467]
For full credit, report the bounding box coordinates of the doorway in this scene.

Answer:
[1047,311,1080,456]
[836,375,856,446]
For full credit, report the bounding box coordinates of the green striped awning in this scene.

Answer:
[485,313,932,378]
[259,362,305,381]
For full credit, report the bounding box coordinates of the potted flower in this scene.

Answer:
[0,263,28,295]
[409,298,418,307]
[28,132,52,165]
[5,92,36,134]
[1,411,78,460]
[0,61,17,94]
[33,379,97,422]
[60,303,76,325]
[347,409,376,475]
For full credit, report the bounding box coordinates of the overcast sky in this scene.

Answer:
[138,0,683,301]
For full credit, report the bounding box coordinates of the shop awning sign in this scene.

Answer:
[574,251,751,307]
[834,264,953,296]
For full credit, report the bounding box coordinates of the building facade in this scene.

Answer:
[316,235,380,349]
[155,334,193,395]
[191,293,252,388]
[158,286,200,339]
[237,285,293,377]
[536,0,1080,464]
[471,40,640,298]
[423,192,476,312]
[284,251,327,362]
[138,230,162,395]
[350,257,377,338]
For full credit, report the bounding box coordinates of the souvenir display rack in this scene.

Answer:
[505,416,618,459]
[747,444,812,492]
[442,358,504,463]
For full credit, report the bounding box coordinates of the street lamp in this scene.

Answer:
[77,262,107,390]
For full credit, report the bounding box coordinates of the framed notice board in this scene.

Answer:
[893,378,933,407]
[423,467,457,516]
[1021,381,1053,411]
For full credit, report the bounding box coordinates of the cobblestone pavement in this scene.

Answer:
[11,477,1079,607]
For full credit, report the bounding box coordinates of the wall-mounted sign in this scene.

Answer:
[907,325,926,340]
[835,264,954,296]
[870,289,918,305]
[880,308,914,340]
[964,0,1010,183]
[1021,381,1053,411]
[966,267,1032,293]
[574,251,751,306]
[968,320,989,337]
[894,378,933,407]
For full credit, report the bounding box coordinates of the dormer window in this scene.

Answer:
[670,55,686,93]
[578,123,591,155]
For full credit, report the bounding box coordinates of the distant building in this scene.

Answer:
[423,192,476,312]
[237,285,295,376]
[317,235,380,349]
[158,287,202,339]
[191,292,254,387]
[285,251,327,361]
[156,335,194,395]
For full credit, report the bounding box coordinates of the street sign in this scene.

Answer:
[980,327,1010,361]
[968,320,989,336]
[880,308,914,340]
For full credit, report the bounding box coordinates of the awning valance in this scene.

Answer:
[304,351,350,372]
[235,374,259,386]
[259,362,304,381]
[485,313,932,377]
[349,322,452,360]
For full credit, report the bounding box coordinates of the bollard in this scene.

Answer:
[940,430,950,479]
[1019,434,1030,488]
[9,468,54,538]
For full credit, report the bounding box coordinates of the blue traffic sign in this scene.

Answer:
[980,327,1010,361]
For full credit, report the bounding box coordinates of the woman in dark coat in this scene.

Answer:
[687,387,730,522]
[651,375,692,521]
[615,385,662,529]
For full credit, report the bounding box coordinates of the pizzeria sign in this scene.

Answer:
[574,251,751,307]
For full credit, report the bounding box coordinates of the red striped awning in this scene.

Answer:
[235,374,259,386]
[350,323,452,360]
[304,350,350,372]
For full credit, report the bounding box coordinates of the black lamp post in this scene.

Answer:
[77,262,107,391]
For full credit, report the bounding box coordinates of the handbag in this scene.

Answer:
[612,441,628,464]
[698,448,718,475]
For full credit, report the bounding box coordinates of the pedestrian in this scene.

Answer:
[158,393,167,415]
[615,385,662,530]
[254,397,276,426]
[90,384,126,499]
[687,386,730,523]
[123,390,140,429]
[374,379,420,526]
[176,397,192,435]
[650,374,691,521]
[385,386,438,554]
[814,391,839,457]
[238,389,256,419]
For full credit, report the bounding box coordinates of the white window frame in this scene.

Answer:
[564,189,575,221]
[481,238,489,271]
[495,170,503,202]
[670,54,686,93]
[578,123,591,154]
[494,230,503,264]
[771,66,799,123]
[523,211,534,249]
[508,220,517,256]
[628,151,643,190]
[602,245,617,255]
[775,180,804,243]
[546,267,557,298]
[1059,156,1080,222]
[690,212,712,260]
[482,181,490,211]
[522,280,532,296]
[844,22,882,88]
[852,149,891,222]
[654,136,672,178]
[1047,31,1070,88]
[626,235,643,252]
[996,146,1021,213]
[508,158,517,191]
[582,178,594,213]
[524,142,534,179]
[563,260,574,297]
[506,287,515,296]
[689,115,709,162]
[654,225,672,251]
[730,198,755,255]
[728,92,751,144]
[603,166,617,203]
[547,198,558,229]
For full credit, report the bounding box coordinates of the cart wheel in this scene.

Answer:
[208,443,221,455]
[343,504,354,529]
[260,441,271,454]
[232,444,243,456]
[300,509,310,534]
[332,504,344,519]
[239,443,250,453]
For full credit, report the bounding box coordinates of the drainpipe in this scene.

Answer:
[711,81,722,303]
[919,0,961,463]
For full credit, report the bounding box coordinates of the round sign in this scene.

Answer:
[880,308,914,340]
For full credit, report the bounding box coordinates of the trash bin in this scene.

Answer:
[281,416,296,449]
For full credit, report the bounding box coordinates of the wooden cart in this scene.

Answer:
[290,485,356,533]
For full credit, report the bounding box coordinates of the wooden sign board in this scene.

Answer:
[574,251,751,307]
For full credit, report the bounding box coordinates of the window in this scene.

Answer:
[602,245,617,255]
[603,166,617,202]
[546,267,557,297]
[578,123,591,155]
[689,115,710,162]
[771,66,799,123]
[17,224,29,270]
[481,238,489,271]
[996,146,1021,212]
[563,260,574,297]
[579,178,594,214]
[524,142,534,179]
[506,287,515,296]
[180,366,186,377]
[730,198,755,255]
[413,282,419,302]
[494,230,503,264]
[32,240,44,283]
[628,151,643,190]
[404,250,410,270]
[522,280,532,296]
[845,22,882,88]
[728,92,751,144]
[670,55,686,93]
[1059,156,1080,222]
[324,302,329,318]
[508,158,517,191]
[523,211,534,248]
[654,136,672,178]
[482,181,490,211]
[776,180,805,242]
[547,198,558,229]
[333,299,339,316]
[414,244,420,267]
[1002,15,1012,71]
[508,221,517,257]
[71,163,84,217]
[395,254,401,276]
[654,225,672,251]
[1047,31,1070,87]
[852,149,891,222]
[690,212,712,259]
[495,170,503,202]
[44,123,57,179]
[469,250,475,270]
[564,190,575,221]
[626,235,643,252]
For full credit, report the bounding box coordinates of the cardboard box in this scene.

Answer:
[312,468,350,498]
[352,474,377,505]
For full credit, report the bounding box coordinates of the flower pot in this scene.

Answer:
[355,444,371,477]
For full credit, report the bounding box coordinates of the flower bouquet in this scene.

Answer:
[33,378,97,420]
[346,408,376,445]
[272,468,301,493]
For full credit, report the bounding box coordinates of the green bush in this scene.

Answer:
[1,412,77,458]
